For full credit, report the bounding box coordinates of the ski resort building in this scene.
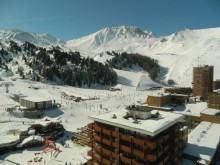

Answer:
[184,122,220,165]
[192,65,214,98]
[146,93,189,107]
[87,106,187,165]
[200,108,220,124]
[213,79,220,90]
[146,93,171,107]
[207,91,220,110]
[0,117,64,155]
[19,97,52,110]
[164,87,192,95]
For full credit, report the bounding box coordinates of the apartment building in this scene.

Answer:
[87,106,187,165]
[192,65,214,98]
[207,92,220,110]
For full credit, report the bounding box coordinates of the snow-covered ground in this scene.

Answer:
[0,68,161,165]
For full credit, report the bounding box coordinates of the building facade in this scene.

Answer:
[87,108,187,165]
[19,97,52,110]
[146,94,171,107]
[193,65,214,98]
[213,80,220,90]
[164,87,192,95]
[207,92,220,110]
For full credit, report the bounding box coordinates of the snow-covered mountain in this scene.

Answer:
[67,26,157,50]
[1,26,220,88]
[67,26,220,87]
[0,29,65,47]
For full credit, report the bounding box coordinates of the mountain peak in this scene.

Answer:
[67,26,157,49]
[0,29,65,47]
[94,26,156,43]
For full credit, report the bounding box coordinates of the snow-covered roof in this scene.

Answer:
[89,109,184,136]
[21,96,52,102]
[0,122,29,146]
[17,135,44,148]
[173,101,207,117]
[184,122,220,163]
[33,117,61,126]
[201,108,220,116]
[148,93,170,97]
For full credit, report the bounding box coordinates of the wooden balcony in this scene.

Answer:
[120,134,132,142]
[145,141,157,150]
[132,160,145,165]
[102,147,111,157]
[112,131,119,138]
[120,155,132,165]
[133,137,156,149]
[93,145,101,153]
[93,124,101,132]
[102,128,112,136]
[133,148,144,157]
[93,153,101,162]
[133,137,145,146]
[94,135,101,143]
[120,145,132,154]
[102,138,111,146]
[112,142,119,149]
[146,154,157,162]
[102,157,111,165]
[112,152,119,159]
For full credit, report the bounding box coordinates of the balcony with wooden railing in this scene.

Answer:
[93,152,101,162]
[146,153,157,162]
[132,160,145,165]
[112,131,119,138]
[93,144,101,153]
[94,134,101,143]
[102,138,111,146]
[120,133,132,142]
[93,124,101,133]
[112,141,119,149]
[133,148,144,157]
[120,155,132,165]
[102,127,112,136]
[120,145,132,154]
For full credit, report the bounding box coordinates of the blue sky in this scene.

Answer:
[0,0,220,41]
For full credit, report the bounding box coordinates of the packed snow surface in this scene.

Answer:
[184,122,220,163]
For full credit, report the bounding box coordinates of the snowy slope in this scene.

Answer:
[0,29,65,47]
[67,26,220,87]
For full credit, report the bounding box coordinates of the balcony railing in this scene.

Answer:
[94,135,101,142]
[112,142,119,149]
[102,138,111,146]
[133,148,144,157]
[93,124,101,132]
[102,128,112,136]
[132,160,145,165]
[146,153,157,162]
[120,145,132,154]
[120,155,132,165]
[112,131,119,138]
[120,134,132,142]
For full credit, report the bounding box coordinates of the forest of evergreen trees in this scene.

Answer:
[107,52,159,80]
[1,41,117,87]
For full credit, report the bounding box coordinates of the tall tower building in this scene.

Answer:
[193,65,214,98]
